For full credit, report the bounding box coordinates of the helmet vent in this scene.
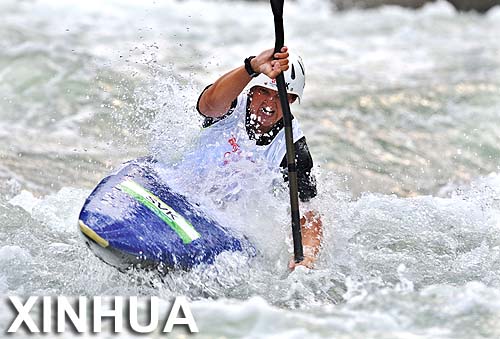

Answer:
[298,60,305,76]
[291,64,296,80]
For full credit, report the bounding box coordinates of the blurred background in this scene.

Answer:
[1,0,499,199]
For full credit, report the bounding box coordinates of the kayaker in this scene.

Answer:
[196,46,322,269]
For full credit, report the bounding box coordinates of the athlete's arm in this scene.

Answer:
[290,210,323,270]
[198,47,290,117]
[280,137,317,202]
[279,137,323,270]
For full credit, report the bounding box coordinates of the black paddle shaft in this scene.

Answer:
[270,0,304,263]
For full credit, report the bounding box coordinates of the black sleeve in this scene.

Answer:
[196,84,238,128]
[280,136,317,202]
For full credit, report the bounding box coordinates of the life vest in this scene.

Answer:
[186,92,304,171]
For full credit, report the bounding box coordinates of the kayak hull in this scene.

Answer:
[78,157,253,271]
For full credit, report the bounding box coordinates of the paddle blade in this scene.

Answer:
[271,0,285,54]
[270,0,284,17]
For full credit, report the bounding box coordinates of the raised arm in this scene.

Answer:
[198,47,290,117]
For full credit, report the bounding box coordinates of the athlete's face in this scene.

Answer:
[248,86,297,133]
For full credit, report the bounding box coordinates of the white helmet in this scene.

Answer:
[248,54,305,103]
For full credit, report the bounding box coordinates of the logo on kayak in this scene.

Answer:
[117,180,201,244]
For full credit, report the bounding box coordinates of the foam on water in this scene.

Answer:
[1,0,499,196]
[1,174,500,336]
[3,173,500,285]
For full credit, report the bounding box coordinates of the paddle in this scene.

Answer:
[270,0,304,263]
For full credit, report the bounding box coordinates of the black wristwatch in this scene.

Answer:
[244,56,260,78]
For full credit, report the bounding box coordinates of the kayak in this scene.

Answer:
[78,157,253,272]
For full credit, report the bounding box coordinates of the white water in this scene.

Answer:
[1,0,500,338]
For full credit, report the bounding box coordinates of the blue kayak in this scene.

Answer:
[78,157,253,272]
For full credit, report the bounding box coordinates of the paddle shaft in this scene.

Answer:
[270,0,303,263]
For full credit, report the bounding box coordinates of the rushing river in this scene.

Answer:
[1,0,500,338]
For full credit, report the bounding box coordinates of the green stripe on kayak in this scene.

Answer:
[117,179,201,244]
